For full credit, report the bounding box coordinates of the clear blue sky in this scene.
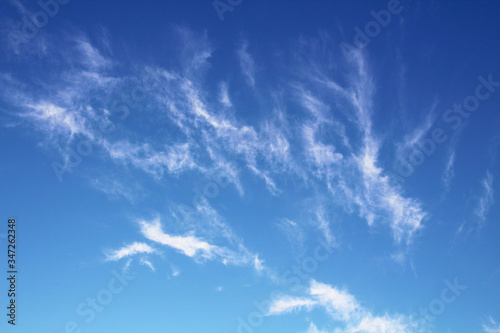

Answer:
[0,0,499,332]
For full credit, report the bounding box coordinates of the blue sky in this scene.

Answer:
[0,0,499,332]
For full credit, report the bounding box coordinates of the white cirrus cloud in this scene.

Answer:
[139,258,156,271]
[484,317,500,333]
[268,279,417,332]
[268,296,316,315]
[139,218,215,258]
[442,149,456,191]
[475,171,494,221]
[305,322,327,333]
[105,242,157,261]
[138,210,264,273]
[237,39,256,87]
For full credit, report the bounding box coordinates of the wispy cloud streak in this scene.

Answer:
[475,171,494,221]
[105,242,157,261]
[268,280,417,332]
[237,39,256,87]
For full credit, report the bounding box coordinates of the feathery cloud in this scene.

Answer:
[268,280,416,332]
[475,171,494,221]
[442,150,456,191]
[484,317,500,333]
[136,201,265,273]
[237,39,256,87]
[105,242,157,261]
